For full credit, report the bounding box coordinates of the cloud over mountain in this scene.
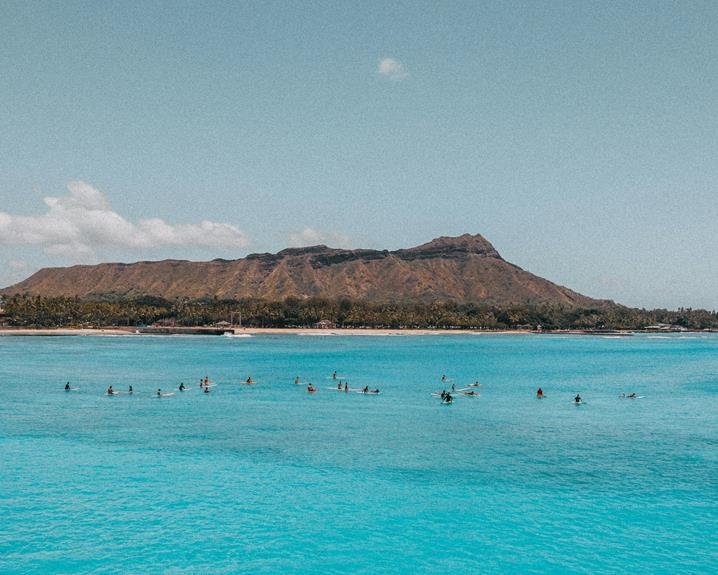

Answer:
[0,181,249,257]
[288,227,352,249]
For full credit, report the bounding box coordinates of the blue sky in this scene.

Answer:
[1,1,716,309]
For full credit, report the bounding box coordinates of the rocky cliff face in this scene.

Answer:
[1,234,603,306]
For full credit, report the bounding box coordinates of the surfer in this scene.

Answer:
[294,376,300,385]
[204,386,210,393]
[179,383,185,391]
[307,384,316,393]
[65,382,70,391]
[443,393,453,403]
[627,392,637,398]
[363,386,369,394]
[451,383,455,392]
[441,374,447,383]
[332,371,337,380]
[246,376,253,384]
[128,385,133,394]
[574,393,582,404]
[156,388,162,397]
[536,387,544,398]
[337,382,343,390]
[107,385,114,395]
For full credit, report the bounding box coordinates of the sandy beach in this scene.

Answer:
[0,328,135,336]
[0,326,535,337]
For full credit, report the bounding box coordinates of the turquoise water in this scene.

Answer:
[1,333,716,574]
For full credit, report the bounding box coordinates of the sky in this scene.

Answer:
[1,1,716,309]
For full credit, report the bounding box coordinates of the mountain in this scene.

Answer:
[1,234,605,307]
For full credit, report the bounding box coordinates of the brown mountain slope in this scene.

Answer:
[1,234,605,306]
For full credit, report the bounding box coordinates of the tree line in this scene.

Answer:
[2,294,717,330]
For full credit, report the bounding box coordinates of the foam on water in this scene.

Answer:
[0,334,716,574]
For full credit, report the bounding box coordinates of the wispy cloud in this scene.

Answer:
[8,259,28,271]
[378,57,409,81]
[0,181,249,258]
[288,227,352,249]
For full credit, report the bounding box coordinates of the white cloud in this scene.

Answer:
[288,227,352,249]
[378,57,409,81]
[0,181,249,257]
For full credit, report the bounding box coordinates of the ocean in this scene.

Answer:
[1,333,716,574]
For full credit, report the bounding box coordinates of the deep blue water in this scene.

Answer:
[0,333,716,574]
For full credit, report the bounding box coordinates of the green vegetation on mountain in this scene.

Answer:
[2,294,716,331]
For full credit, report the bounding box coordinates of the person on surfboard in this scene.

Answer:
[536,387,544,398]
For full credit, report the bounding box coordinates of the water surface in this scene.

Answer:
[1,333,716,573]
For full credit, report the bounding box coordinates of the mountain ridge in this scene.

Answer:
[1,234,608,307]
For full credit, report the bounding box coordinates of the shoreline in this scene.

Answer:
[0,326,709,337]
[0,326,531,336]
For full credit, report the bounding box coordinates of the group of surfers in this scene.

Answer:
[536,388,638,403]
[298,374,380,395]
[70,379,636,404]
[536,388,582,403]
